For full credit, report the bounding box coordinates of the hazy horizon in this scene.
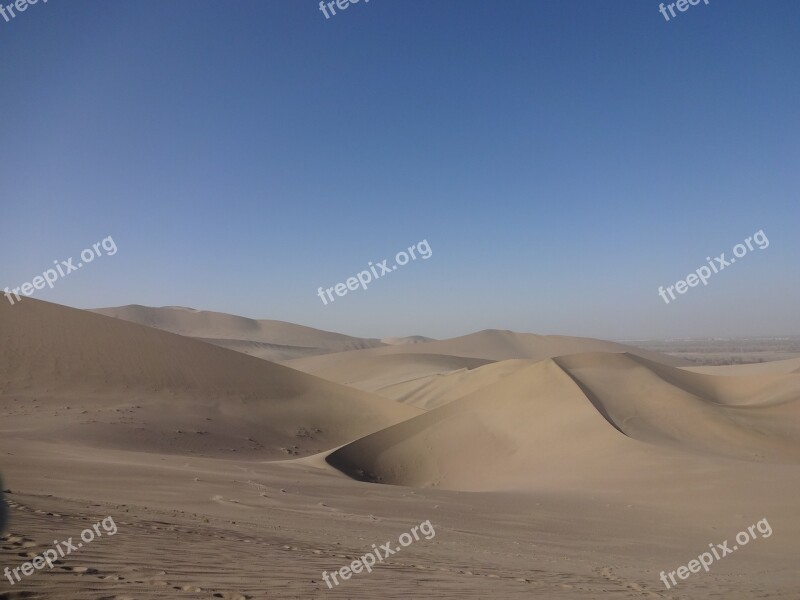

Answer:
[80,301,800,343]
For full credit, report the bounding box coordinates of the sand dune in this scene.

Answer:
[184,337,333,361]
[291,353,493,397]
[326,359,617,490]
[327,354,800,491]
[93,305,386,361]
[555,352,800,460]
[2,300,800,599]
[326,359,689,491]
[374,358,536,409]
[94,307,687,374]
[283,329,690,403]
[289,329,689,368]
[1,298,420,458]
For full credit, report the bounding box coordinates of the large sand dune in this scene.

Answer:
[1,298,420,458]
[372,358,535,409]
[555,352,800,461]
[327,354,800,491]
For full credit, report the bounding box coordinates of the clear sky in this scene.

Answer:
[1,0,798,340]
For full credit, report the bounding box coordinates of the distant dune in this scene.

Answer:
[286,328,690,369]
[93,305,386,361]
[90,306,689,399]
[2,299,420,458]
[381,335,437,345]
[283,328,690,398]
[380,329,692,364]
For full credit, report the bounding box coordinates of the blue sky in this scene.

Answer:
[1,0,798,340]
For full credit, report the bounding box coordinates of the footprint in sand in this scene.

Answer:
[59,566,99,575]
[597,566,665,598]
[2,534,23,543]
[1,533,38,554]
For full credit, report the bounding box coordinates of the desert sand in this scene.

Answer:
[92,305,387,363]
[2,299,799,599]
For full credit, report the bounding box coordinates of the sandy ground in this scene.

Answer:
[3,443,799,600]
[2,300,799,599]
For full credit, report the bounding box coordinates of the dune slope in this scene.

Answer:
[0,298,420,458]
[327,354,800,491]
[92,305,385,361]
[284,329,690,400]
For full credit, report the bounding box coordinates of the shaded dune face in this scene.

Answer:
[327,354,800,491]
[553,353,800,460]
[0,298,420,458]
